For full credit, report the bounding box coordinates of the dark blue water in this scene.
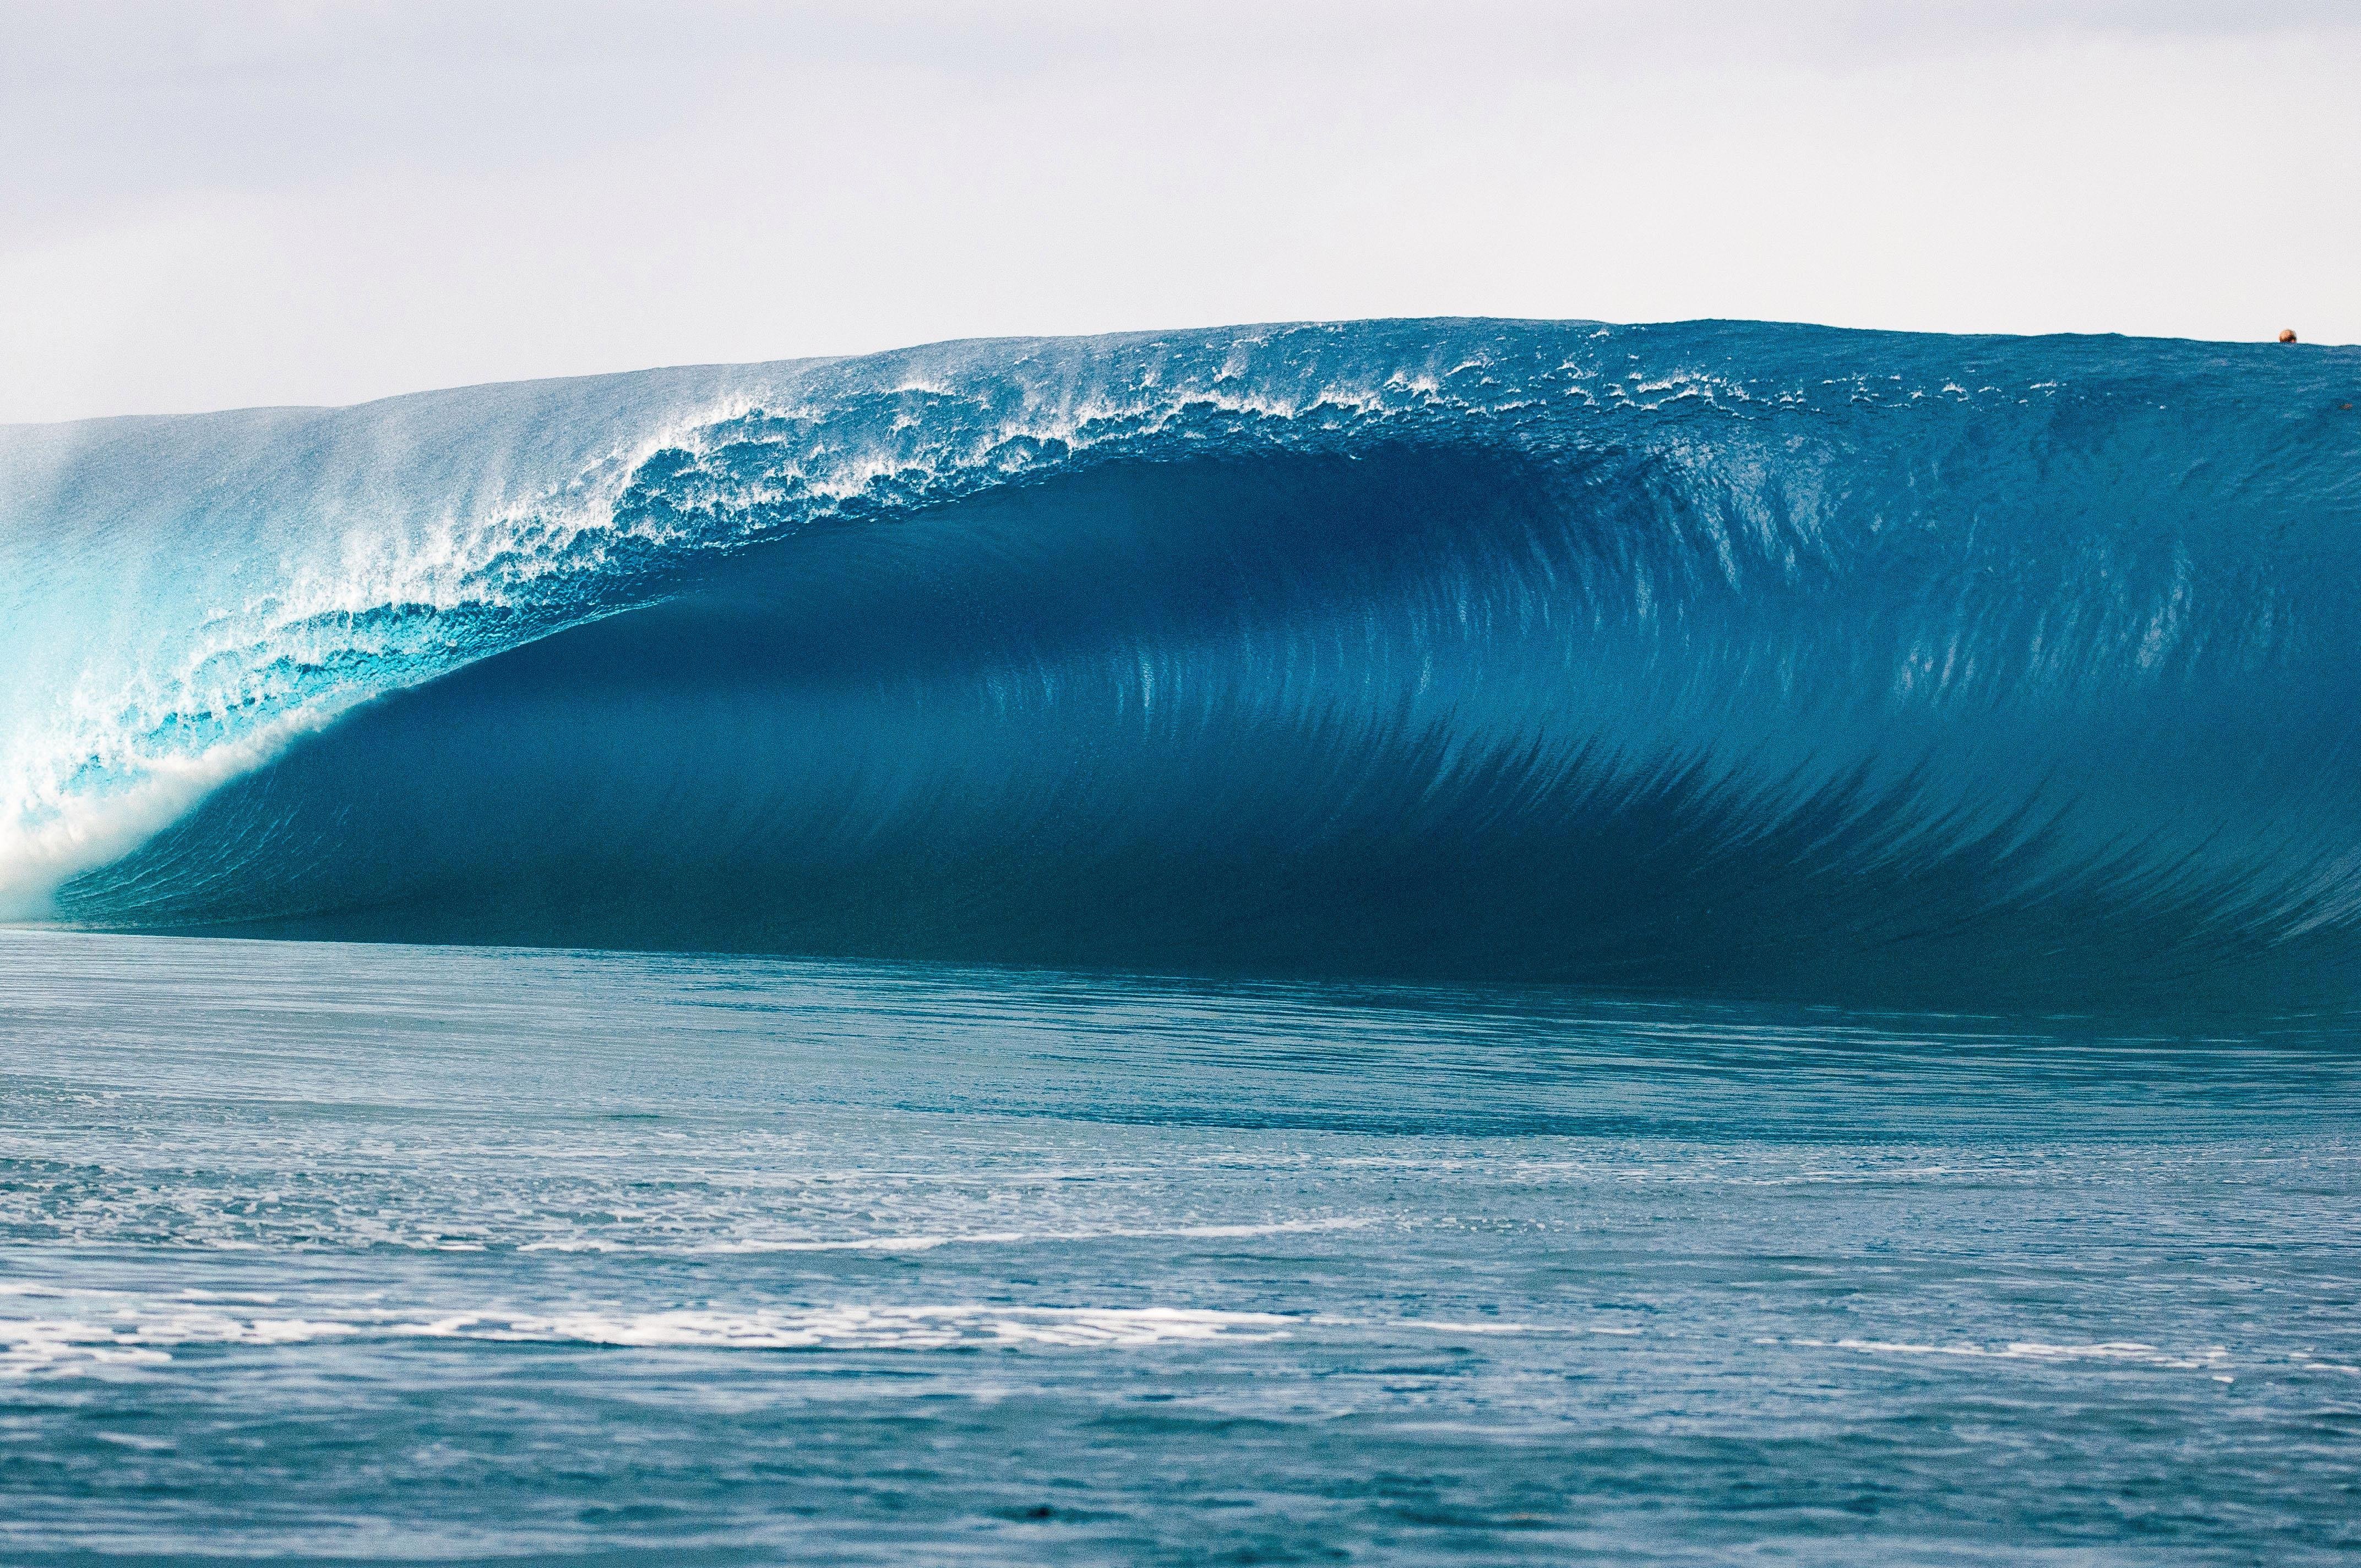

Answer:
[5,928,2356,1564]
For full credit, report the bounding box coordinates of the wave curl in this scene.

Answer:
[8,319,2360,1007]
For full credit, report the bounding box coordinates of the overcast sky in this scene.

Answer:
[4,1,2357,423]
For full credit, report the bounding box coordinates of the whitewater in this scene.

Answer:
[8,318,2359,1006]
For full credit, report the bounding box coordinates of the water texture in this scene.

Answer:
[3,930,2357,1565]
[7,320,2360,1006]
[6,323,2359,1561]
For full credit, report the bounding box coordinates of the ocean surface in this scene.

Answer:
[4,319,2359,1560]
[4,929,2357,1564]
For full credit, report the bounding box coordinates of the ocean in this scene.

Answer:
[3,319,2358,1559]
[5,930,2357,1563]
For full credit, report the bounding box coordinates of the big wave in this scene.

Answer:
[6,319,2359,1009]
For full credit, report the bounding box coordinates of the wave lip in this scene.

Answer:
[11,318,2361,1009]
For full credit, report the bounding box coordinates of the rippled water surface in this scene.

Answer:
[2,929,2357,1564]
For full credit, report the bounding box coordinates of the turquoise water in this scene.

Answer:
[4,928,2355,1564]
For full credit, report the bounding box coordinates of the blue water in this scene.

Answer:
[6,320,2361,1559]
[6,320,2360,1006]
[4,929,2357,1564]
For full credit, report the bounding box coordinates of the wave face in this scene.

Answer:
[7,319,2360,1008]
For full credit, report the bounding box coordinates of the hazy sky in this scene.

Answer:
[5,1,2357,423]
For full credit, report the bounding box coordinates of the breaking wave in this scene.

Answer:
[6,318,2359,1008]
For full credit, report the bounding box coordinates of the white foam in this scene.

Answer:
[656,1215,1379,1257]
[0,717,323,919]
[0,1300,1294,1376]
[505,1305,1292,1351]
[0,1311,358,1377]
[1798,1336,2232,1372]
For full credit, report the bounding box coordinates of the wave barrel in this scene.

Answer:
[7,320,2359,1010]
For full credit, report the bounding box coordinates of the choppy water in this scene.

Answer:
[3,928,2356,1564]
